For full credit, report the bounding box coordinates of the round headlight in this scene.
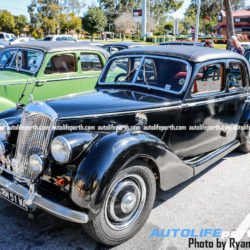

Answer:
[0,120,10,141]
[29,154,44,175]
[51,136,72,164]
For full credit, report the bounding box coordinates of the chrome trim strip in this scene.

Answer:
[0,175,89,223]
[184,93,249,107]
[38,74,100,84]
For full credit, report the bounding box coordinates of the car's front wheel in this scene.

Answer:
[83,160,156,246]
[239,130,250,153]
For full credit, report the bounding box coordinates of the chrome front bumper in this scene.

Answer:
[0,175,89,224]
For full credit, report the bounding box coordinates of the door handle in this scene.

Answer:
[220,131,227,137]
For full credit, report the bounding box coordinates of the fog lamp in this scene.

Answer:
[29,154,44,175]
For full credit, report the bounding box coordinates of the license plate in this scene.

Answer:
[0,185,27,210]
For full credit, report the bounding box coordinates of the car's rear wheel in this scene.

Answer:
[83,160,156,246]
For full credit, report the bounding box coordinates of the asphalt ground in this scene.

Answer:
[0,151,250,250]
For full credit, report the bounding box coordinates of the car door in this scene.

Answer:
[78,52,104,91]
[221,60,249,146]
[32,51,105,101]
[32,52,80,101]
[169,61,228,158]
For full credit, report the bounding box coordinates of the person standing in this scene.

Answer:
[229,35,245,55]
[204,40,214,48]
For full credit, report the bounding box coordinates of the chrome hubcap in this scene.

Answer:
[104,174,146,231]
[121,192,137,214]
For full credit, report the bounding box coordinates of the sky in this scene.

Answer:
[0,0,249,19]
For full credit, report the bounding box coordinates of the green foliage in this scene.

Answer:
[28,0,60,35]
[28,0,82,36]
[14,15,28,35]
[0,10,15,33]
[83,7,107,38]
[181,0,244,35]
[98,0,183,30]
[62,0,86,15]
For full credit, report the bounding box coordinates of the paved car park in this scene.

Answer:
[0,150,249,250]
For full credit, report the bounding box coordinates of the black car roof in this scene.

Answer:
[103,42,145,48]
[112,45,248,63]
[160,41,205,46]
[6,41,110,58]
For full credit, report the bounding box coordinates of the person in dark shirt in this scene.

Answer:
[229,35,245,55]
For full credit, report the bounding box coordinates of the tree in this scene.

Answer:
[83,7,107,41]
[59,13,82,35]
[182,0,242,35]
[224,0,235,48]
[98,0,183,30]
[114,13,136,40]
[62,0,86,15]
[14,15,28,35]
[0,10,15,33]
[28,0,61,35]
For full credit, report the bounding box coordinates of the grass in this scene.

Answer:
[214,44,227,49]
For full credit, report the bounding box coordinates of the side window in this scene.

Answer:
[0,50,16,67]
[228,63,245,91]
[136,58,157,84]
[191,63,225,96]
[44,54,76,74]
[80,54,103,71]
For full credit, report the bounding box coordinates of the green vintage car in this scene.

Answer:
[0,42,109,111]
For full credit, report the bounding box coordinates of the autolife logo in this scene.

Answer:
[148,228,250,249]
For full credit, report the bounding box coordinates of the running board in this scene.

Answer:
[184,140,241,175]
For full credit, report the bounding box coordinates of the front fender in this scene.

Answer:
[71,131,193,217]
[0,96,16,112]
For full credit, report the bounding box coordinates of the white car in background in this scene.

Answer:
[43,35,77,42]
[9,37,36,45]
[0,32,16,46]
[240,42,250,49]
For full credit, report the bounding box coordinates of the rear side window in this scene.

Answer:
[45,54,76,74]
[0,34,4,39]
[228,63,245,90]
[191,63,225,96]
[80,54,103,71]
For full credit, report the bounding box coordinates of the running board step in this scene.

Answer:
[184,140,241,175]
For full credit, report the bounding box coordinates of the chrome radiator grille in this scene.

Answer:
[12,103,57,179]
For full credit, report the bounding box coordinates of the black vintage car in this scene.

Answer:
[103,42,145,54]
[0,46,249,246]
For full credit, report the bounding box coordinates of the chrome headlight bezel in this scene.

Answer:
[50,133,97,164]
[51,136,72,164]
[0,119,10,141]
